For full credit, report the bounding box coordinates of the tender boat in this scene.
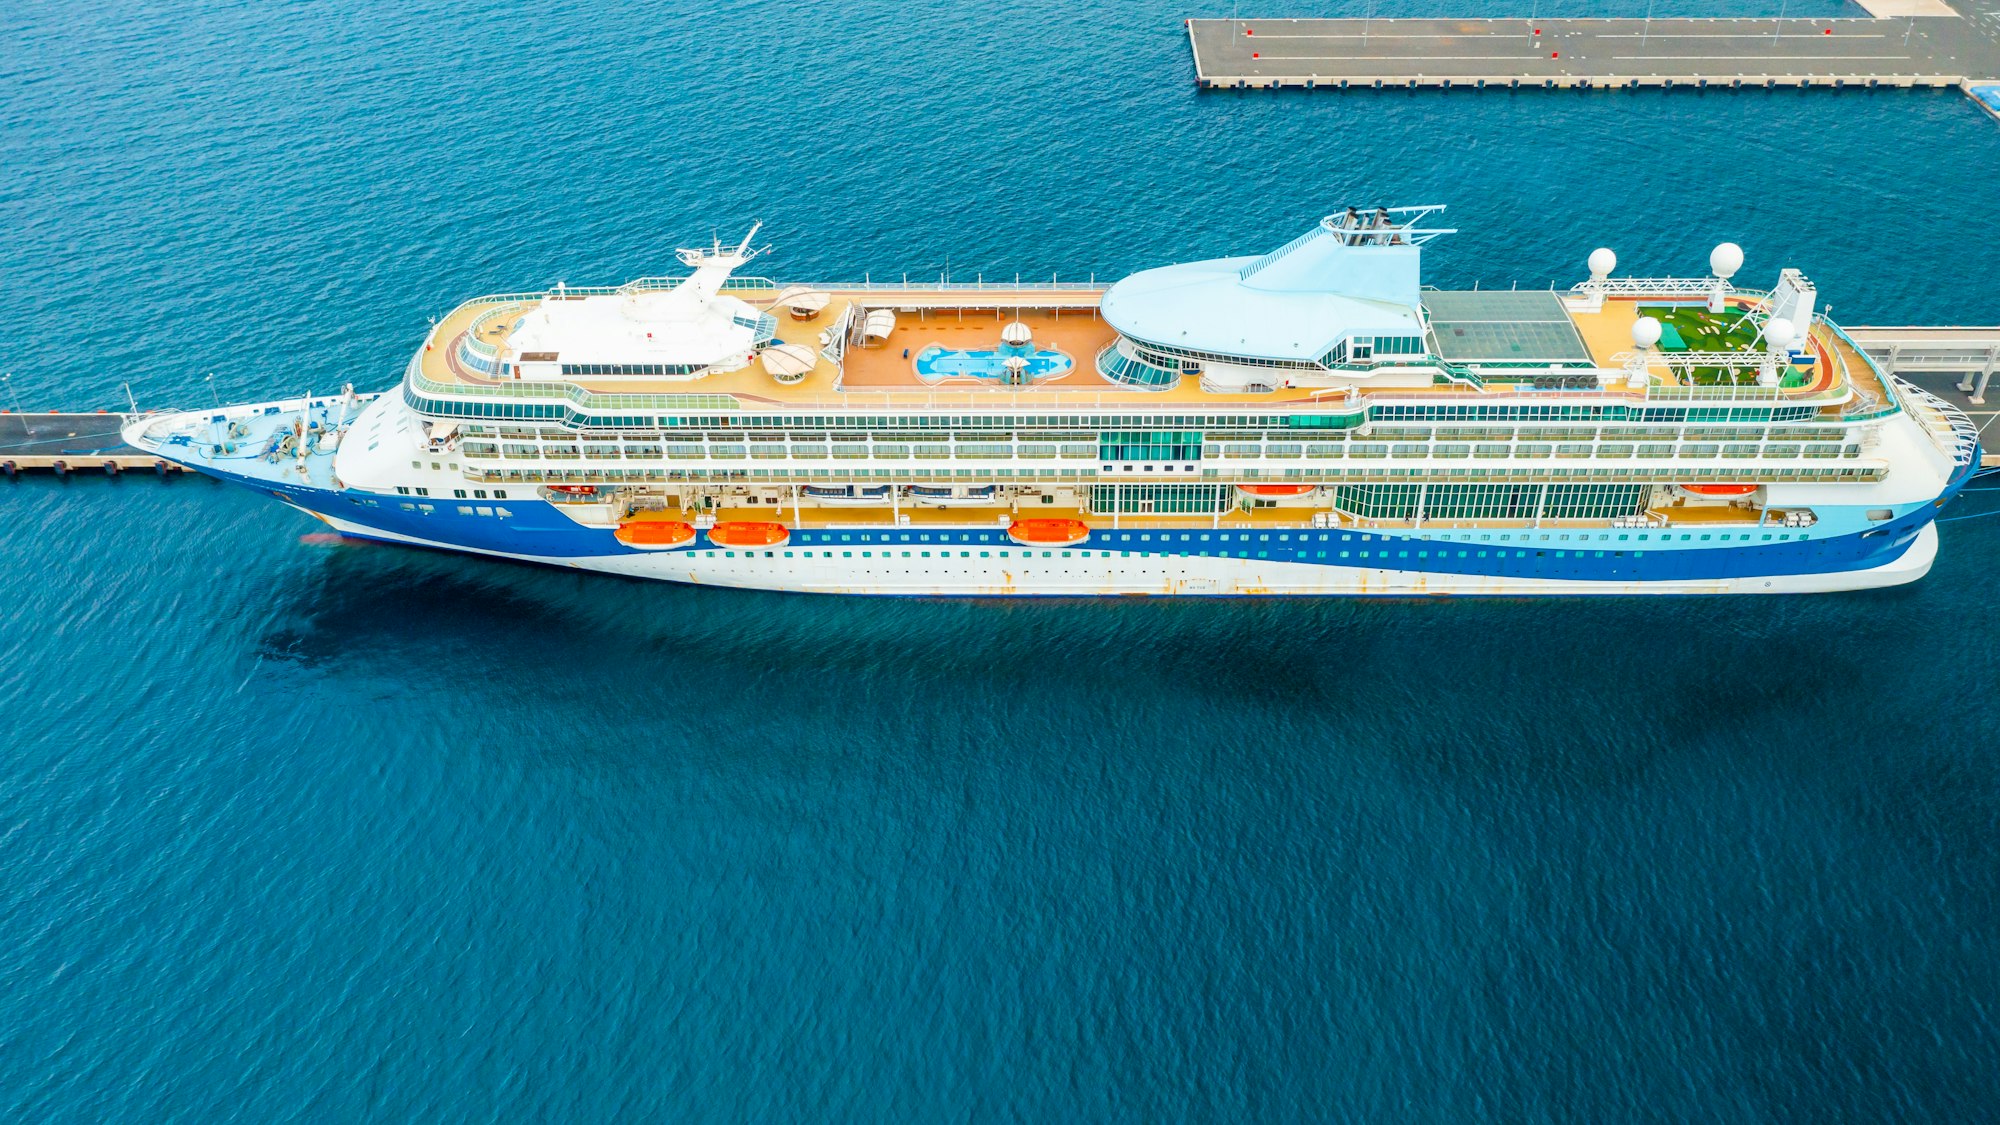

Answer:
[614,519,696,549]
[1007,518,1091,548]
[706,521,791,548]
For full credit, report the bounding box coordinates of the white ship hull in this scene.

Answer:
[317,513,1937,597]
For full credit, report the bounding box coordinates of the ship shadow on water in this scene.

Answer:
[242,530,1967,776]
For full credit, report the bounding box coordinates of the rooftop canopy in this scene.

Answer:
[504,286,765,368]
[1101,206,1452,364]
[503,225,771,370]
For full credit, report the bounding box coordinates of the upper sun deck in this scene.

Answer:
[409,216,1883,418]
[414,279,1882,417]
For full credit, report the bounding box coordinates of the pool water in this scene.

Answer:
[913,344,1073,382]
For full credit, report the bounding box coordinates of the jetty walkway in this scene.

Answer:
[0,412,187,476]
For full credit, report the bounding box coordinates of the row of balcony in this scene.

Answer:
[458,440,1866,464]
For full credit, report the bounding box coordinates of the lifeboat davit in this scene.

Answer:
[1236,484,1317,497]
[614,520,695,549]
[1681,484,1759,497]
[707,521,790,548]
[1007,518,1090,548]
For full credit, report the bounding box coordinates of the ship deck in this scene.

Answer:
[836,308,1123,390]
[421,286,1872,410]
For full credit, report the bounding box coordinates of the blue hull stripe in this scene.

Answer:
[200,460,1973,585]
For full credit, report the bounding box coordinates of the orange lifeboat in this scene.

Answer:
[1682,484,1759,497]
[707,521,790,548]
[614,520,695,549]
[1007,518,1090,548]
[1236,484,1317,497]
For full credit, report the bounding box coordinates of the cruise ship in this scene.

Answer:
[127,208,1980,595]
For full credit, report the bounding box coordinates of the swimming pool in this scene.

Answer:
[913,345,1074,382]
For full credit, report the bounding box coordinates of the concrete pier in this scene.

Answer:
[1849,325,2000,404]
[1190,1,2000,93]
[0,413,187,475]
[1846,326,2000,467]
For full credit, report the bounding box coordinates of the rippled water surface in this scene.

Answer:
[4,1,1999,1120]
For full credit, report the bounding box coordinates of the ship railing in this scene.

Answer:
[459,305,517,361]
[1565,279,1773,300]
[1891,377,1981,468]
[1820,318,1906,417]
[406,364,1864,425]
[437,276,1100,317]
[819,278,1107,293]
[428,279,785,326]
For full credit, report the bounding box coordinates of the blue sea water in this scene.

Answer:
[4,0,2000,1120]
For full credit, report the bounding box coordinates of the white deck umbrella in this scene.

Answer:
[772,285,831,315]
[760,342,818,379]
[862,308,898,343]
[1001,321,1033,345]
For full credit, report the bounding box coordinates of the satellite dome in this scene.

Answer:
[1588,247,1617,278]
[1710,242,1744,279]
[1631,316,1663,350]
[1763,317,1795,349]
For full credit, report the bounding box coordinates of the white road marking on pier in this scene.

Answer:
[1590,33,1893,40]
[1609,54,1914,61]
[1255,55,1551,62]
[1248,34,1542,40]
